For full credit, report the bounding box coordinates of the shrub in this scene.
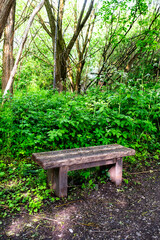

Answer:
[0,84,159,161]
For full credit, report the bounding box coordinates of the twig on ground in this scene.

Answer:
[90,229,119,233]
[0,204,9,209]
[130,169,159,175]
[55,199,82,208]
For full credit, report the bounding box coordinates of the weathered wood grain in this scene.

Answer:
[32,144,135,170]
[109,158,123,186]
[33,144,124,158]
[47,166,68,197]
[69,158,117,171]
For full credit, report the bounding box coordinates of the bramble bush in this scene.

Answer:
[0,83,159,214]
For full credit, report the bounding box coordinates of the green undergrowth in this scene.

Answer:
[0,83,160,215]
[0,157,109,216]
[0,158,58,216]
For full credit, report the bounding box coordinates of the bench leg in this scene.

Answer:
[109,157,123,186]
[47,166,68,197]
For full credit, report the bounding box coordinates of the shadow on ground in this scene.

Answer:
[0,171,160,240]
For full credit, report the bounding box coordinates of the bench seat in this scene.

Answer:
[32,144,135,197]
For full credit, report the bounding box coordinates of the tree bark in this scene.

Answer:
[2,1,16,93]
[0,0,15,39]
[75,58,85,93]
[67,58,74,92]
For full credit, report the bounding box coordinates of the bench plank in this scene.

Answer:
[32,144,135,170]
[69,158,117,171]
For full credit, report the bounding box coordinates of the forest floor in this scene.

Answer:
[0,168,160,240]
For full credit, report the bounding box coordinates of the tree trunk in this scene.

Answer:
[55,46,64,92]
[67,58,74,92]
[0,0,15,39]
[2,1,16,93]
[56,49,67,92]
[75,59,85,93]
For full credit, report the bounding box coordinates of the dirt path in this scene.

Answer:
[0,170,160,240]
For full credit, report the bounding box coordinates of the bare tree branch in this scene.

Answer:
[65,0,94,57]
[29,0,52,37]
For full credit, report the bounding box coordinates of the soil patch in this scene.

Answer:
[0,170,160,240]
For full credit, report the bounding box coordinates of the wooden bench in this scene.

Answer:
[32,144,135,197]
